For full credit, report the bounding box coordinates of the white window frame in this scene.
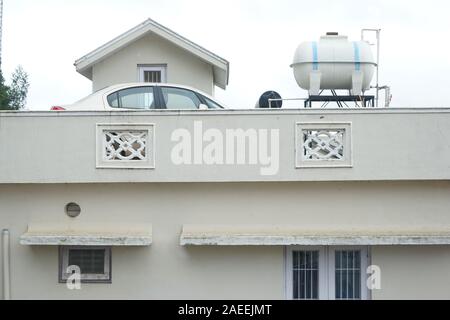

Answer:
[138,65,167,83]
[285,246,328,300]
[328,246,370,300]
[285,246,370,300]
[59,246,112,283]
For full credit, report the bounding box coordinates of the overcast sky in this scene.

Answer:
[3,0,450,110]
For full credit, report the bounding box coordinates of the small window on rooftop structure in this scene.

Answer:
[139,66,167,83]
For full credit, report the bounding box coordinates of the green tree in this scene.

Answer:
[8,66,30,110]
[0,70,11,110]
[0,66,30,111]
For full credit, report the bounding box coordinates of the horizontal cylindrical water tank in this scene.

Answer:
[291,34,376,92]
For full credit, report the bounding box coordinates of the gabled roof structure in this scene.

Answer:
[74,18,229,89]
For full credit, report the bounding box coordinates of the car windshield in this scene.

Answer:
[203,96,224,109]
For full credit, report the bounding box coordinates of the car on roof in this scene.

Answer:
[52,83,226,111]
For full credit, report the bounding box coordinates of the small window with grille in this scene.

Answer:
[334,250,362,300]
[59,246,111,283]
[139,66,167,83]
[287,246,369,300]
[293,250,320,299]
[144,70,161,83]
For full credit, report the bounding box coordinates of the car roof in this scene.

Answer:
[97,83,210,97]
[71,83,226,109]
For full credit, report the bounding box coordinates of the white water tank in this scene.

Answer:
[291,33,376,95]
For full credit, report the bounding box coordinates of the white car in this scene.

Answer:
[52,83,226,111]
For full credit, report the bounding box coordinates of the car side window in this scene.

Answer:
[107,87,155,109]
[161,87,201,110]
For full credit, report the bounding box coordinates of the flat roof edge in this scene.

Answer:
[2,108,450,118]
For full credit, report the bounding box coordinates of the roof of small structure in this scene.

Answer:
[74,18,229,89]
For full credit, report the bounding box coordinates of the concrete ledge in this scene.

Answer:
[180,225,450,246]
[20,225,152,246]
[21,233,152,246]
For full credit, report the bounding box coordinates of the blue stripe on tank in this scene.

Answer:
[312,42,318,71]
[353,42,361,71]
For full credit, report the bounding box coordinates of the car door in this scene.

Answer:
[158,86,203,110]
[106,86,158,110]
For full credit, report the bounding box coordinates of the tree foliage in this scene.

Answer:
[0,66,30,110]
[0,71,11,109]
[9,66,30,110]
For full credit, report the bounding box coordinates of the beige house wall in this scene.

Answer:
[1,181,450,299]
[371,246,450,300]
[2,109,450,184]
[91,33,214,95]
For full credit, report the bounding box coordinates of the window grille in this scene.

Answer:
[59,246,111,283]
[68,249,106,274]
[335,250,362,300]
[288,246,368,300]
[293,251,319,300]
[144,70,162,83]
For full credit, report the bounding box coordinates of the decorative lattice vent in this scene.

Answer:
[104,131,148,161]
[96,124,155,169]
[302,130,345,161]
[296,123,352,168]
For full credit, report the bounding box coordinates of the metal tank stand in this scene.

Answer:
[304,89,375,108]
[305,95,375,108]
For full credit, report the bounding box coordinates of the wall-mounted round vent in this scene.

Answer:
[65,203,81,218]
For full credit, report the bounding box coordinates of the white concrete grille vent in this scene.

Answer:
[104,131,147,161]
[303,129,345,160]
[296,123,352,168]
[96,124,155,169]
